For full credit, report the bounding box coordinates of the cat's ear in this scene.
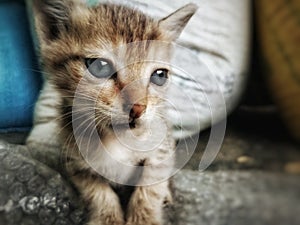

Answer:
[158,3,198,40]
[32,0,74,43]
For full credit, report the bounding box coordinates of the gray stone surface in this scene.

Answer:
[167,170,300,225]
[0,110,300,225]
[0,141,85,225]
[185,111,300,173]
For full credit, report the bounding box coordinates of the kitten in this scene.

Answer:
[31,0,197,224]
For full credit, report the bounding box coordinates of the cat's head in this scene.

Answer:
[33,0,197,131]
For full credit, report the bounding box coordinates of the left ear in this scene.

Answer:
[32,0,74,43]
[158,3,198,41]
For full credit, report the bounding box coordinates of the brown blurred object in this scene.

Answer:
[255,0,300,141]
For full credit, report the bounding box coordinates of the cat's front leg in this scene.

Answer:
[125,180,172,225]
[72,174,125,225]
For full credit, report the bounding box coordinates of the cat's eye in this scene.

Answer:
[150,69,169,86]
[85,58,115,78]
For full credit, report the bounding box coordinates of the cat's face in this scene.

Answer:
[33,0,197,131]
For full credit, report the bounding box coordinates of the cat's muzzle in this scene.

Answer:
[129,104,146,129]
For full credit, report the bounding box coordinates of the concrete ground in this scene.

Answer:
[167,108,300,225]
[0,107,299,225]
[185,108,300,173]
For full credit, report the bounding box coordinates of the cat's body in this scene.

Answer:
[30,0,197,224]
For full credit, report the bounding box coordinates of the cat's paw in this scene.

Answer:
[104,218,124,225]
[87,218,124,225]
[126,213,162,225]
[125,220,161,225]
[87,212,124,225]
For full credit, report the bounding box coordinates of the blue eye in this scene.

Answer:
[85,58,115,78]
[150,69,168,86]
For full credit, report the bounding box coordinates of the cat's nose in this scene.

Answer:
[129,104,146,119]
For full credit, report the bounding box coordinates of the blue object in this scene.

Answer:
[0,0,42,132]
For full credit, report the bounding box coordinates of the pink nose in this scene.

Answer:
[130,104,146,119]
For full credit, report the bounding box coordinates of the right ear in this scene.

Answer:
[158,3,198,41]
[32,0,73,43]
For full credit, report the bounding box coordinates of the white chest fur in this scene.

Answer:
[79,125,175,185]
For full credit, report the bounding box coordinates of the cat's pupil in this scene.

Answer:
[85,58,115,78]
[150,69,168,86]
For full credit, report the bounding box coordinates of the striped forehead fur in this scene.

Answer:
[44,3,162,46]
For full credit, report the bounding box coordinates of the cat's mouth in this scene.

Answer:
[129,118,137,129]
[109,118,138,130]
